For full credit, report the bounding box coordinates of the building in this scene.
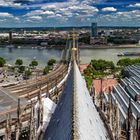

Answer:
[96,65,140,139]
[9,31,12,44]
[79,64,88,74]
[90,23,108,45]
[91,22,97,37]
[90,36,107,45]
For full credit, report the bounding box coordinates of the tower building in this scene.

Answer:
[91,22,97,37]
[9,31,12,44]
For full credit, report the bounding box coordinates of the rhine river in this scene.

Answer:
[0,47,140,67]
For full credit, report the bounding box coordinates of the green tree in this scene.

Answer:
[84,75,92,89]
[117,58,132,67]
[18,66,25,73]
[43,66,50,75]
[30,60,38,68]
[90,59,115,71]
[0,57,6,67]
[15,59,23,66]
[132,58,140,65]
[108,61,115,69]
[84,59,116,88]
[47,59,56,66]
[24,70,32,79]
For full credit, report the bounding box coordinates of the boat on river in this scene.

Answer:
[117,52,140,56]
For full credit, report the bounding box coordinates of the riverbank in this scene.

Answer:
[79,44,140,49]
[0,44,64,50]
[1,44,140,50]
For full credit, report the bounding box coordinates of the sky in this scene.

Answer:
[0,0,139,27]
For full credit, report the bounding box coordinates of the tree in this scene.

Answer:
[83,59,116,88]
[18,66,25,73]
[79,34,90,44]
[47,59,56,66]
[30,60,38,68]
[84,75,92,89]
[43,66,50,75]
[117,58,132,67]
[90,59,115,71]
[15,59,23,66]
[24,70,32,79]
[0,57,6,67]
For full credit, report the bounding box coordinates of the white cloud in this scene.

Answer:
[41,1,99,15]
[0,0,21,8]
[26,10,42,16]
[43,11,54,15]
[56,14,62,17]
[68,5,99,12]
[29,16,42,20]
[102,7,117,12]
[25,1,99,20]
[26,9,54,17]
[15,17,20,20]
[0,12,13,17]
[128,3,140,7]
[0,1,9,7]
[99,10,140,23]
[20,0,99,26]
[41,4,57,10]
[117,10,140,17]
[135,15,140,17]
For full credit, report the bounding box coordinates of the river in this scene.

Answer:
[0,47,140,67]
[80,47,140,64]
[0,47,62,68]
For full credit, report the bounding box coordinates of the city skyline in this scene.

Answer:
[0,0,140,27]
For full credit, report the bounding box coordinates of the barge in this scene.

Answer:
[117,52,140,56]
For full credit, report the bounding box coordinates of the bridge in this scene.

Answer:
[0,32,112,140]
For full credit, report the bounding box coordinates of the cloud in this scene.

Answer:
[26,9,54,17]
[102,7,117,12]
[41,4,57,10]
[128,3,140,7]
[56,14,62,17]
[41,2,99,17]
[116,10,140,17]
[135,15,140,17]
[26,10,42,16]
[15,17,20,20]
[99,10,140,24]
[0,0,22,8]
[29,16,42,20]
[0,12,13,17]
[25,1,99,20]
[43,11,54,15]
[0,0,139,27]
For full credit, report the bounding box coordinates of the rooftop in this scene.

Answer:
[43,61,110,140]
[0,87,27,122]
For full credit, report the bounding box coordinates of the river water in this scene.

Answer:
[0,47,62,68]
[0,47,140,67]
[80,48,140,64]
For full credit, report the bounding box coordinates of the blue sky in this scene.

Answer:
[0,0,140,27]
